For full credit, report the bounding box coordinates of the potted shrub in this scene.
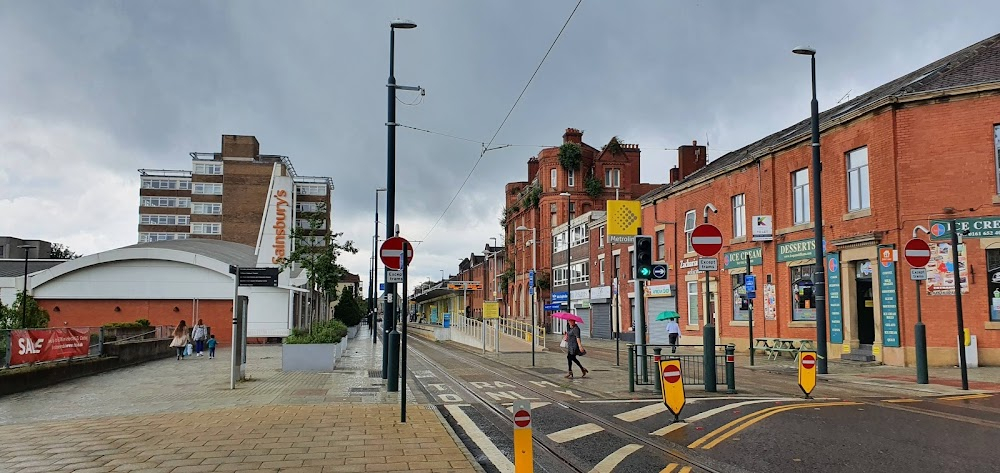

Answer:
[334,287,363,339]
[281,319,348,372]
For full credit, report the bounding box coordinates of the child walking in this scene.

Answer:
[207,335,217,359]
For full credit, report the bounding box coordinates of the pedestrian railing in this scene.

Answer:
[450,315,498,352]
[496,317,546,350]
[628,343,733,391]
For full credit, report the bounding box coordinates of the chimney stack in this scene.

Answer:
[527,156,539,182]
[562,128,583,144]
[669,166,680,183]
[677,140,707,181]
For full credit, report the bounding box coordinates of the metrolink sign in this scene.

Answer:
[930,217,1000,241]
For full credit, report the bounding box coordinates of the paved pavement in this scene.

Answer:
[0,325,481,473]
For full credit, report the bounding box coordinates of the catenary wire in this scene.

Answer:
[415,0,584,247]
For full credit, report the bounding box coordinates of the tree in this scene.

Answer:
[558,143,583,171]
[334,286,363,327]
[0,292,50,330]
[50,243,80,259]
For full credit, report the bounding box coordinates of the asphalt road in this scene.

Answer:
[406,337,1000,473]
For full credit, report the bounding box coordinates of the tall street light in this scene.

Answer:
[560,192,573,317]
[370,187,386,342]
[383,19,419,384]
[516,225,537,366]
[794,45,828,374]
[18,245,36,328]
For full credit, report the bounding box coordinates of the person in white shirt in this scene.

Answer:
[666,318,681,353]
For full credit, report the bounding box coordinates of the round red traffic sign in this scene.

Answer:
[801,354,816,370]
[903,239,931,267]
[662,364,682,384]
[691,224,723,257]
[514,410,531,428]
[380,237,414,270]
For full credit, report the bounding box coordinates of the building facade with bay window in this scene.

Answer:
[638,33,1000,367]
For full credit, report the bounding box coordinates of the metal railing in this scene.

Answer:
[450,316,497,352]
[628,344,729,390]
[496,317,546,349]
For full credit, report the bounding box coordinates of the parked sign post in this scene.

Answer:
[658,359,685,421]
[798,351,817,398]
[692,223,722,393]
[512,400,533,473]
[905,236,932,384]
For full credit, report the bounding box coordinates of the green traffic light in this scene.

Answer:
[640,267,651,276]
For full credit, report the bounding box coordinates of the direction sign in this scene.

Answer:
[691,224,724,257]
[380,237,414,270]
[903,239,932,267]
[528,270,535,288]
[235,267,279,287]
[697,257,718,271]
[745,274,756,292]
[652,264,668,279]
[658,359,686,419]
[513,409,531,428]
[798,351,817,398]
[910,268,928,281]
[386,270,403,283]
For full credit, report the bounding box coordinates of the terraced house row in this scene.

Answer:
[501,33,1000,367]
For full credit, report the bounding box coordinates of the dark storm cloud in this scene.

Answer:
[1,0,997,286]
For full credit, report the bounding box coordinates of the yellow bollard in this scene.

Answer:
[798,351,817,399]
[512,400,533,473]
[659,359,686,422]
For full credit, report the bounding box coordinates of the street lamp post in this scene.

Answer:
[794,46,828,374]
[18,245,36,328]
[371,187,386,342]
[517,225,537,366]
[560,192,572,319]
[383,19,419,385]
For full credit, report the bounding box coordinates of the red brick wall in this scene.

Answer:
[37,299,234,345]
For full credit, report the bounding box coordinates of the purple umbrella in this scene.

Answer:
[552,311,584,323]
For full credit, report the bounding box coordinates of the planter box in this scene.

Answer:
[338,337,348,358]
[347,325,360,339]
[282,343,338,372]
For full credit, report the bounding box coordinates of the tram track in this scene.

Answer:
[408,336,737,473]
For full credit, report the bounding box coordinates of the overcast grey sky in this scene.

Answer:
[0,1,996,291]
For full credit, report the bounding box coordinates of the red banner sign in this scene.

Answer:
[8,328,90,365]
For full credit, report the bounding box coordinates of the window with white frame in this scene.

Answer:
[570,261,589,284]
[550,168,558,188]
[684,210,696,253]
[687,281,699,326]
[139,233,189,243]
[296,202,319,213]
[191,222,222,235]
[732,194,746,237]
[192,202,222,215]
[847,147,870,211]
[793,168,810,224]
[296,184,326,195]
[599,258,605,285]
[140,214,190,225]
[567,169,575,187]
[599,226,605,248]
[300,235,326,246]
[605,168,621,188]
[553,232,567,253]
[141,178,191,190]
[656,230,665,260]
[553,266,568,286]
[193,163,223,175]
[193,183,223,195]
[571,225,588,246]
[140,196,190,208]
[296,219,327,230]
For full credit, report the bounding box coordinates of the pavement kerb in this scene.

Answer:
[429,396,489,473]
[742,364,994,396]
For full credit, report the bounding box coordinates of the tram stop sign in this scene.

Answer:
[798,351,818,398]
[903,238,932,267]
[658,359,686,419]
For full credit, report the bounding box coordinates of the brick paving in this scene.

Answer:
[0,326,479,472]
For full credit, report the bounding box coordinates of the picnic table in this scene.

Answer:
[752,338,816,361]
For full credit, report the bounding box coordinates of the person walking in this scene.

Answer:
[207,335,217,359]
[666,317,681,353]
[191,319,209,357]
[563,319,588,379]
[170,320,190,360]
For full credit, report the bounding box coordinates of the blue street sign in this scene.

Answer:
[551,291,568,302]
[745,274,756,292]
[379,283,385,291]
[747,291,756,300]
[529,287,534,296]
[652,265,667,279]
[543,303,561,311]
[528,270,535,288]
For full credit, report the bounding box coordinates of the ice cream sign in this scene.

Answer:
[930,217,1000,240]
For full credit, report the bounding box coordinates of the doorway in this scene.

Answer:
[856,279,875,345]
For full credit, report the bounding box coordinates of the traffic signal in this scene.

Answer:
[635,235,653,279]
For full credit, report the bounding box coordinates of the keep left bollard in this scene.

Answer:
[512,400,533,473]
[725,344,737,394]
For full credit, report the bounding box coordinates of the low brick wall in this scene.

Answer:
[0,338,175,397]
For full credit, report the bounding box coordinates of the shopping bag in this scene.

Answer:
[559,339,567,348]
[184,343,193,356]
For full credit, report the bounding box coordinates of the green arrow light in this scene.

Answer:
[640,267,651,276]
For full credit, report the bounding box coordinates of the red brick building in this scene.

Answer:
[504,129,657,329]
[639,33,1000,366]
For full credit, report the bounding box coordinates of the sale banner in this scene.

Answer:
[8,328,91,365]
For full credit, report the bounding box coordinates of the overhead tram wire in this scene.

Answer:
[414,0,584,247]
[398,124,555,148]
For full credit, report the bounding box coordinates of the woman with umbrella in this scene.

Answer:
[554,312,588,378]
[656,311,681,353]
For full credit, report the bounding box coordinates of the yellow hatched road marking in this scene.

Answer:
[688,402,859,450]
[587,444,641,473]
[660,465,678,473]
[939,393,992,401]
[884,399,921,403]
[679,467,692,473]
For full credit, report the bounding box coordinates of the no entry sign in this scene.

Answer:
[514,410,531,428]
[903,239,931,267]
[662,364,682,384]
[658,359,686,419]
[798,351,818,398]
[691,224,723,257]
[801,354,816,369]
[380,237,414,270]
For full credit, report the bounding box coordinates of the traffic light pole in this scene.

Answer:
[635,230,648,382]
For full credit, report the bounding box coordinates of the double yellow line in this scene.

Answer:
[688,401,860,450]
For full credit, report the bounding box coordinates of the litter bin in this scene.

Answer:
[443,313,451,328]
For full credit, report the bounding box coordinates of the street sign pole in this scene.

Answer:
[747,257,755,367]
[949,220,969,391]
[915,278,927,384]
[230,266,239,390]
[400,247,408,422]
[613,277,620,367]
[635,227,647,382]
[691,221,722,393]
[905,235,932,385]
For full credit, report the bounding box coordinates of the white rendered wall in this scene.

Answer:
[32,259,232,300]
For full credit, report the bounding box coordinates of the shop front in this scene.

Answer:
[590,286,613,339]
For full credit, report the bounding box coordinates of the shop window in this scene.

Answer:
[988,249,1000,321]
[731,274,750,321]
[791,264,816,321]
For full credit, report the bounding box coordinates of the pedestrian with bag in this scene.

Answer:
[666,317,681,353]
[191,319,209,357]
[170,320,190,360]
[562,319,588,379]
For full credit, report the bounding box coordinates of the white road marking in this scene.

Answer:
[651,399,795,436]
[444,404,514,472]
[615,403,668,422]
[580,396,825,404]
[547,423,604,443]
[503,402,551,413]
[588,444,642,473]
[554,389,581,398]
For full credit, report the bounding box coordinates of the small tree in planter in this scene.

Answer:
[334,287,363,338]
[282,319,349,372]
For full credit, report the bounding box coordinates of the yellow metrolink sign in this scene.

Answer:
[483,301,500,319]
[607,200,641,236]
